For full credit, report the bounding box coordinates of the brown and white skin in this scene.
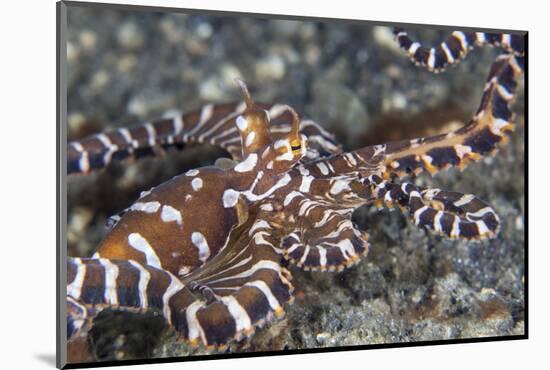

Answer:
[66,29,524,361]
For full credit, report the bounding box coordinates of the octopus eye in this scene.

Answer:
[290,139,302,153]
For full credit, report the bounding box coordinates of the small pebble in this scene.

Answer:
[299,23,315,41]
[66,41,79,63]
[79,30,97,51]
[195,22,213,39]
[117,54,138,73]
[255,55,286,81]
[411,288,424,304]
[69,207,93,233]
[160,17,183,43]
[68,112,86,134]
[391,92,407,110]
[515,216,524,231]
[385,64,403,80]
[221,64,243,86]
[272,20,301,36]
[305,45,321,65]
[199,77,224,101]
[372,26,401,54]
[127,97,148,117]
[91,70,110,91]
[117,21,144,50]
[315,332,331,345]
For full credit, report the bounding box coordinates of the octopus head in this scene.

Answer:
[234,79,307,175]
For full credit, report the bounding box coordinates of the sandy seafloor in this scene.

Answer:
[65,4,525,363]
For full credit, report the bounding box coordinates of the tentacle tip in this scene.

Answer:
[234,77,246,90]
[274,307,285,318]
[235,78,254,108]
[188,338,201,348]
[499,135,510,145]
[423,162,438,176]
[476,229,499,240]
[233,327,255,343]
[217,344,228,352]
[205,344,217,352]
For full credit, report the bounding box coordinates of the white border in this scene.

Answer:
[1,0,544,369]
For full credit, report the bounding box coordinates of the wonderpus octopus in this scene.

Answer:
[65,26,525,362]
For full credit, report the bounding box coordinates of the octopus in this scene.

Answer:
[64,16,525,365]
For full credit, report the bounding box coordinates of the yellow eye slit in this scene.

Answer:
[290,140,302,152]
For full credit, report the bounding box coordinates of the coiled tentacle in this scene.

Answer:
[279,191,369,272]
[67,219,294,349]
[369,175,500,240]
